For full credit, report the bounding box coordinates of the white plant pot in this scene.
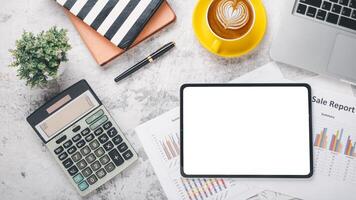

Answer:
[46,61,68,86]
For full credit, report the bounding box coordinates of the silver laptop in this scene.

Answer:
[271,0,356,84]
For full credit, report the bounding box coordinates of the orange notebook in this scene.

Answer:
[66,1,176,66]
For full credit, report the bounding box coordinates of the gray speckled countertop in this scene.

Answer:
[0,0,343,199]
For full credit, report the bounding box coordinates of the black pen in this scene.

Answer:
[114,42,176,83]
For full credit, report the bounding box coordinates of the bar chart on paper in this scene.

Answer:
[136,108,261,200]
[313,125,356,184]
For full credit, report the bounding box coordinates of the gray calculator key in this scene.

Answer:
[85,134,94,142]
[80,146,91,156]
[63,140,73,148]
[99,155,110,165]
[81,128,90,136]
[98,134,109,144]
[104,162,115,173]
[118,142,128,153]
[112,135,123,145]
[72,134,81,142]
[54,146,64,154]
[90,161,101,171]
[56,135,67,144]
[58,152,68,161]
[94,147,105,157]
[72,125,81,132]
[67,146,77,154]
[77,159,88,170]
[96,168,106,179]
[122,150,134,160]
[107,127,117,138]
[85,153,96,164]
[87,174,98,185]
[86,109,104,124]
[94,127,104,136]
[89,140,100,150]
[89,115,108,130]
[63,158,74,168]
[103,121,112,130]
[71,152,82,162]
[108,149,124,166]
[76,140,86,148]
[103,141,114,151]
[68,165,79,176]
[82,167,93,177]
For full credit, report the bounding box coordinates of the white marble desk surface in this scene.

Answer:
[0,0,354,200]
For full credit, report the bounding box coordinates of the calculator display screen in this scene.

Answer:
[35,91,99,141]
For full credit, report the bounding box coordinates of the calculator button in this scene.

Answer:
[98,134,109,144]
[63,158,74,168]
[63,140,73,148]
[90,115,108,130]
[80,146,91,156]
[78,180,89,191]
[58,152,68,161]
[99,155,110,165]
[85,134,94,142]
[103,121,112,130]
[94,127,104,136]
[82,167,93,177]
[118,143,128,153]
[67,146,77,154]
[56,135,67,144]
[71,152,82,162]
[103,141,114,151]
[86,109,104,124]
[122,150,134,160]
[54,146,64,154]
[112,135,123,145]
[85,153,96,164]
[108,149,124,166]
[81,128,90,136]
[94,147,105,158]
[76,140,86,148]
[104,162,116,173]
[72,134,82,142]
[89,140,100,150]
[72,125,81,132]
[73,173,84,184]
[87,174,98,185]
[68,165,79,176]
[96,168,107,179]
[107,127,118,138]
[90,161,101,171]
[77,159,88,170]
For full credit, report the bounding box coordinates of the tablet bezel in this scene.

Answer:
[180,83,313,178]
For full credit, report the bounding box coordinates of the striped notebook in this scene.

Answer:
[56,0,164,49]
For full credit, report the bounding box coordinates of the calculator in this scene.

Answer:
[27,80,138,196]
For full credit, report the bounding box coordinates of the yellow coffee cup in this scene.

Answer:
[192,0,267,58]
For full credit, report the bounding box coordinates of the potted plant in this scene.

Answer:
[9,26,71,88]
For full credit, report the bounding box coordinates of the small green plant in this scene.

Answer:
[9,26,71,87]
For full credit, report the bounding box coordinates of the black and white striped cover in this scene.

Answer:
[56,0,163,49]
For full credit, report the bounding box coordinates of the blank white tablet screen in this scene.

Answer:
[182,85,311,176]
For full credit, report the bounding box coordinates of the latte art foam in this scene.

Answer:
[216,0,250,30]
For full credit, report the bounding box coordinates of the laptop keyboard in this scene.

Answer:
[295,0,356,31]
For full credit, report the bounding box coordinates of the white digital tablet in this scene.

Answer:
[180,84,313,178]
